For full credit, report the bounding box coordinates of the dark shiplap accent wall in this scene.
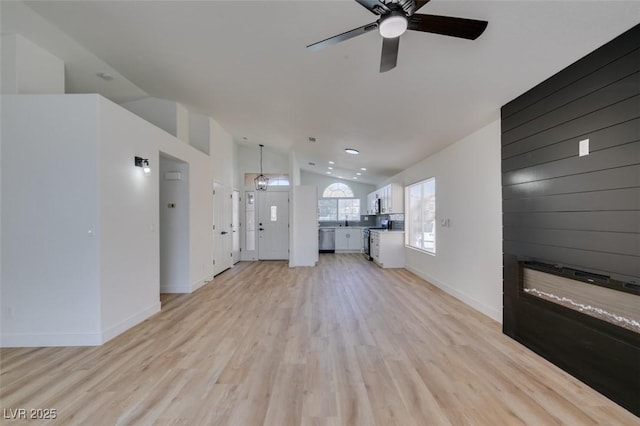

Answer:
[502,24,640,416]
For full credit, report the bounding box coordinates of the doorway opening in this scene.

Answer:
[159,153,190,295]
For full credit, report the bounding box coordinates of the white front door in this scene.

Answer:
[258,191,289,260]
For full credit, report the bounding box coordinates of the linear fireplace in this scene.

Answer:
[521,262,640,334]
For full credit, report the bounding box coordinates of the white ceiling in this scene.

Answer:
[8,1,640,184]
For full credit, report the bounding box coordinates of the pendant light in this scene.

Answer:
[254,144,269,191]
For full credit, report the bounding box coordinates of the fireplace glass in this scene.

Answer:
[522,266,640,334]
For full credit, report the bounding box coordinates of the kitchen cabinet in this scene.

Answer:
[366,193,376,215]
[335,228,363,252]
[380,183,403,214]
[367,183,403,215]
[370,230,404,268]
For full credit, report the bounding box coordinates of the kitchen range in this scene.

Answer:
[363,219,389,261]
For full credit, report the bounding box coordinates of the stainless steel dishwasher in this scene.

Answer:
[318,228,335,253]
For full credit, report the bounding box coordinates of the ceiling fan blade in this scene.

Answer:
[307,22,379,51]
[380,37,400,73]
[355,0,390,16]
[410,0,431,15]
[408,14,488,40]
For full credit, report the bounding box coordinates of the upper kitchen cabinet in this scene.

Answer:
[366,192,376,215]
[369,183,403,214]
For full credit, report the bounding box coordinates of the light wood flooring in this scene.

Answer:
[1,254,637,425]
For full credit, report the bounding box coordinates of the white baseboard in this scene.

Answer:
[405,265,502,323]
[161,285,191,293]
[1,331,102,347]
[191,274,213,292]
[101,301,161,343]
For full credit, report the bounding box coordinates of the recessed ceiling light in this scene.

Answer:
[360,167,367,171]
[326,171,331,174]
[327,166,333,170]
[353,177,358,180]
[345,148,359,155]
[328,161,335,165]
[338,176,343,179]
[356,172,362,176]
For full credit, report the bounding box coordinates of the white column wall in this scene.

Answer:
[98,97,161,339]
[1,95,101,346]
[1,94,218,346]
[291,185,319,267]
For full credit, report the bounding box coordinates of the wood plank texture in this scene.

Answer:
[502,23,640,417]
[1,255,638,425]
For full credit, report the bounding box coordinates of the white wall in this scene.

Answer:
[159,157,190,293]
[300,171,375,216]
[1,94,217,346]
[120,97,185,142]
[176,103,189,144]
[119,97,215,290]
[1,34,65,94]
[387,120,503,322]
[188,112,211,155]
[1,95,101,346]
[237,144,290,182]
[291,185,319,267]
[211,119,235,188]
[98,97,161,341]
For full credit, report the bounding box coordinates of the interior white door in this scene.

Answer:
[258,191,289,260]
[213,182,232,275]
[231,190,240,264]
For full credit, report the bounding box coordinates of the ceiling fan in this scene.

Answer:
[307,0,488,73]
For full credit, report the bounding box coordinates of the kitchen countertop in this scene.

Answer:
[318,226,366,229]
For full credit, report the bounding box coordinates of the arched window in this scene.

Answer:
[322,183,354,198]
[319,182,360,221]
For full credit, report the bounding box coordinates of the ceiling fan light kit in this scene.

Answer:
[379,13,408,38]
[307,0,488,73]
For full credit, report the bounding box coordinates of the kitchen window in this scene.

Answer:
[406,177,436,254]
[319,183,360,221]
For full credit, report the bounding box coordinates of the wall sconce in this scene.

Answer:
[135,156,151,175]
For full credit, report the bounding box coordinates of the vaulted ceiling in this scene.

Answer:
[6,1,640,183]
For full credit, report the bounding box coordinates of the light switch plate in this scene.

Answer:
[579,139,589,157]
